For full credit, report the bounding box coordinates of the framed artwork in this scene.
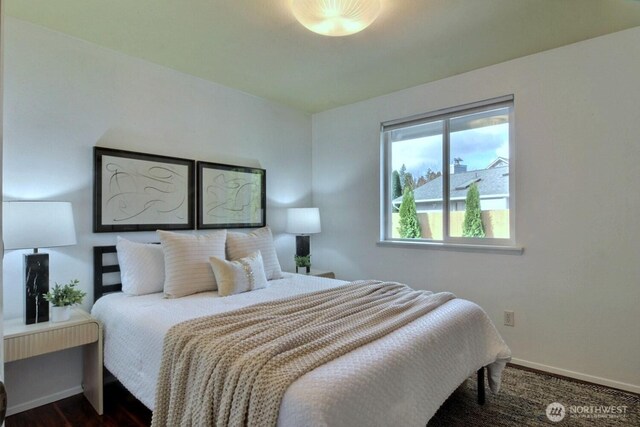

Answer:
[93,147,195,232]
[197,161,266,229]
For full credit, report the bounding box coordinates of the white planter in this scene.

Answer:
[51,306,71,322]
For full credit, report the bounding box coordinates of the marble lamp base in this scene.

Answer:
[24,253,49,324]
[295,235,311,274]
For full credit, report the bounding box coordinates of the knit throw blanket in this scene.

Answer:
[151,280,455,427]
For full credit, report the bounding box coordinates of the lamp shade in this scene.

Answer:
[291,0,381,37]
[3,201,77,250]
[286,208,321,234]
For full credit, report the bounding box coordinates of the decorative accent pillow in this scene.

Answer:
[157,229,227,298]
[116,237,165,296]
[226,227,283,280]
[209,251,268,297]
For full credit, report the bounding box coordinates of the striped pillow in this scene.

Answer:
[157,230,227,298]
[226,227,283,280]
[209,251,268,297]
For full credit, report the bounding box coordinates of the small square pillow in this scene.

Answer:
[157,229,227,298]
[210,251,268,297]
[116,237,165,296]
[226,226,283,280]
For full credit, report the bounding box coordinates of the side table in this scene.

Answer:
[3,308,103,414]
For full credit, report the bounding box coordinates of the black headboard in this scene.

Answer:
[93,245,122,302]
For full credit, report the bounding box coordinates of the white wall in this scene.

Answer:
[2,17,311,413]
[312,27,640,392]
[1,0,5,387]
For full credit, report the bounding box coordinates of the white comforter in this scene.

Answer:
[91,273,511,426]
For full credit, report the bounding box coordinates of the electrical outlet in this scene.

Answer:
[504,310,515,327]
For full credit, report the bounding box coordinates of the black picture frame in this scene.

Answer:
[197,161,266,229]
[93,147,195,232]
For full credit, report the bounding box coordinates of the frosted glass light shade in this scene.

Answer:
[291,0,381,36]
[286,208,321,234]
[3,201,77,250]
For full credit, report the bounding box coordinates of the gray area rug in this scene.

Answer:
[427,365,638,426]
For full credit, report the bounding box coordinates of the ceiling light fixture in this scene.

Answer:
[291,0,381,37]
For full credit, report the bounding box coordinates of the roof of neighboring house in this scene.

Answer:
[486,157,509,169]
[393,166,509,205]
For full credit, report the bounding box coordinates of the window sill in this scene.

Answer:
[377,239,524,255]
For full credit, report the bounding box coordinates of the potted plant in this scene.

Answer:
[294,254,311,274]
[44,279,86,322]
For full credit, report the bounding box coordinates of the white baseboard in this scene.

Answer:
[510,358,640,394]
[6,385,83,416]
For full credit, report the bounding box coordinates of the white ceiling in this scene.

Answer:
[7,0,640,113]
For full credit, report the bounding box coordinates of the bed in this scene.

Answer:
[92,243,511,426]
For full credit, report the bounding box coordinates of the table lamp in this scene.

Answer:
[3,201,77,324]
[286,207,321,273]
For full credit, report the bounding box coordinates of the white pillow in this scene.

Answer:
[209,251,268,297]
[226,227,283,280]
[116,237,165,296]
[157,229,227,298]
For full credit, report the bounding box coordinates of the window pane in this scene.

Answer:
[448,108,510,238]
[389,120,443,240]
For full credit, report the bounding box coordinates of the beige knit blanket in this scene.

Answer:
[151,280,455,427]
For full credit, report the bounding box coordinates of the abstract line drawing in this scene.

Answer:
[94,147,195,232]
[197,162,266,229]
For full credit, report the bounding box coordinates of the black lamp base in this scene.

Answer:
[24,253,49,324]
[295,235,311,274]
[295,235,310,258]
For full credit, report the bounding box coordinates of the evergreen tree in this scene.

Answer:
[399,164,407,188]
[391,170,402,212]
[398,187,421,238]
[462,183,485,237]
[403,172,415,191]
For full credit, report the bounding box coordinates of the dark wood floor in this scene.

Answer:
[6,382,151,427]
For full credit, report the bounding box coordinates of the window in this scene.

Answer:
[381,96,515,248]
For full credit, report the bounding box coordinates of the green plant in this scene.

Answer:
[44,279,86,307]
[294,254,311,268]
[398,187,421,238]
[462,182,485,237]
[392,170,403,212]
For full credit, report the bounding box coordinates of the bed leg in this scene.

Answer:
[477,367,486,405]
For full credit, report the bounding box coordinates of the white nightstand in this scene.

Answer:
[3,308,103,414]
[296,269,336,279]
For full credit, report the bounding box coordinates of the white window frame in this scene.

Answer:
[379,95,521,252]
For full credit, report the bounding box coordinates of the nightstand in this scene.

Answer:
[3,308,103,415]
[297,269,336,279]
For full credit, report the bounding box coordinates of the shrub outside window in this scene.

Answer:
[381,96,515,248]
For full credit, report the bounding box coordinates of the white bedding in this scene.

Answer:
[91,273,511,426]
